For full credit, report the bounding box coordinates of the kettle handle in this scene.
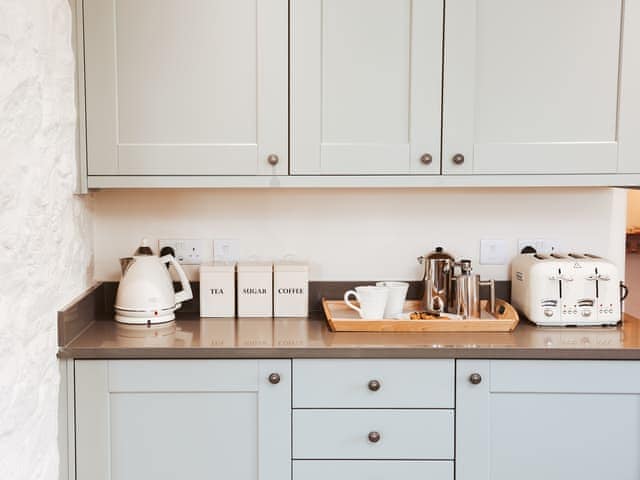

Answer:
[161,254,193,304]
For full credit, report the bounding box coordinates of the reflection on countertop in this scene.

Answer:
[58,313,640,360]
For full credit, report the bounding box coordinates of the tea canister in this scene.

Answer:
[273,261,309,317]
[199,262,236,317]
[237,261,273,317]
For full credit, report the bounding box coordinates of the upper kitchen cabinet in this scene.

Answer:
[82,0,288,177]
[442,0,634,175]
[290,0,443,175]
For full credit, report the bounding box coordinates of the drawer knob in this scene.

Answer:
[420,153,433,165]
[452,153,465,165]
[267,154,279,166]
[368,379,381,392]
[368,431,381,443]
[268,372,281,384]
[469,373,482,385]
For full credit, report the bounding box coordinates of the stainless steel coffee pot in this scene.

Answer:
[418,247,455,313]
[453,260,495,319]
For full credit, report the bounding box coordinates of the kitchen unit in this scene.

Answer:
[74,360,290,480]
[74,0,640,188]
[59,289,640,480]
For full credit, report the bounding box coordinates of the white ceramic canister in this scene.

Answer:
[273,261,309,317]
[199,262,236,317]
[237,261,273,317]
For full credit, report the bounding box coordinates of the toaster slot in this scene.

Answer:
[540,299,558,307]
[577,299,594,307]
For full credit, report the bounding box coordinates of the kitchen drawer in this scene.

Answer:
[294,460,453,480]
[293,359,453,408]
[293,409,454,460]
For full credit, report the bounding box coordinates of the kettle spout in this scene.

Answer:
[119,257,135,276]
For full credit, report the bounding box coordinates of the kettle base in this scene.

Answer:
[115,311,176,325]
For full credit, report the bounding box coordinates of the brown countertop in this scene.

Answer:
[58,312,640,360]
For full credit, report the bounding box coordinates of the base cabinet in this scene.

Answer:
[71,358,640,480]
[456,360,640,480]
[74,359,291,480]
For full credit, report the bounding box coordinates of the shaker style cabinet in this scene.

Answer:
[78,0,640,186]
[443,0,630,175]
[290,0,443,175]
[82,0,288,176]
[74,360,291,480]
[456,360,640,480]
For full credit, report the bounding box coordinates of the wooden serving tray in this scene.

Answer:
[323,298,519,333]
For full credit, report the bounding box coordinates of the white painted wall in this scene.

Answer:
[0,1,93,479]
[94,188,627,283]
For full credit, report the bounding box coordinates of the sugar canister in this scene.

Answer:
[199,262,236,317]
[237,261,273,317]
[273,261,309,317]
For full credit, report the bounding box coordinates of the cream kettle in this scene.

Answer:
[115,239,193,325]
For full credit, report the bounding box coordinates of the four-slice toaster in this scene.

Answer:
[511,253,627,326]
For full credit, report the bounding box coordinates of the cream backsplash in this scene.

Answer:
[94,188,627,282]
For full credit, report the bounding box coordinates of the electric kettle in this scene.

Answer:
[114,239,193,324]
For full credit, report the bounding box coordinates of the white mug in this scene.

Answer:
[376,281,409,317]
[343,286,389,319]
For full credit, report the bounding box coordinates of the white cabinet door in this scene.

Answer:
[291,0,443,175]
[443,0,622,175]
[83,0,287,176]
[456,360,640,480]
[75,360,291,480]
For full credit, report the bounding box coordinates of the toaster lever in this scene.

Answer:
[598,274,611,281]
[560,275,574,282]
[586,275,598,281]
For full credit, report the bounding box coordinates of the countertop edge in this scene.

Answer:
[58,347,640,360]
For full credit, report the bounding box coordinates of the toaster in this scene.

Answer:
[511,253,625,326]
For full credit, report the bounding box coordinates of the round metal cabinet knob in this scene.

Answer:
[267,154,279,166]
[368,431,381,443]
[420,153,433,165]
[268,373,281,384]
[368,379,381,392]
[469,373,482,385]
[452,153,465,165]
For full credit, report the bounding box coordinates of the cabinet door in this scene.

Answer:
[456,360,640,480]
[83,0,287,176]
[443,0,622,175]
[291,0,443,175]
[75,360,291,480]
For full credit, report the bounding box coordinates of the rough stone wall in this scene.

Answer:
[0,1,93,479]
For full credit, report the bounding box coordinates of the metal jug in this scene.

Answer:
[418,247,455,313]
[453,260,495,319]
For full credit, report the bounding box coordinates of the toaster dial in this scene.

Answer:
[543,308,554,318]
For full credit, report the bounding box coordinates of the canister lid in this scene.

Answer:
[237,261,273,272]
[200,261,236,273]
[274,261,309,272]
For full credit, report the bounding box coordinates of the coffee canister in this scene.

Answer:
[237,261,273,317]
[199,262,236,317]
[273,261,309,317]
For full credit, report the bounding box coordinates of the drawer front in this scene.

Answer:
[293,410,454,460]
[293,359,454,408]
[294,460,453,480]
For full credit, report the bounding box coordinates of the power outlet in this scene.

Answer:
[158,239,207,265]
[213,239,239,262]
[480,239,509,265]
[518,239,563,255]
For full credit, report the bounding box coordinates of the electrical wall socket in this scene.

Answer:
[158,239,207,265]
[518,239,563,255]
[213,239,239,262]
[480,239,509,265]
